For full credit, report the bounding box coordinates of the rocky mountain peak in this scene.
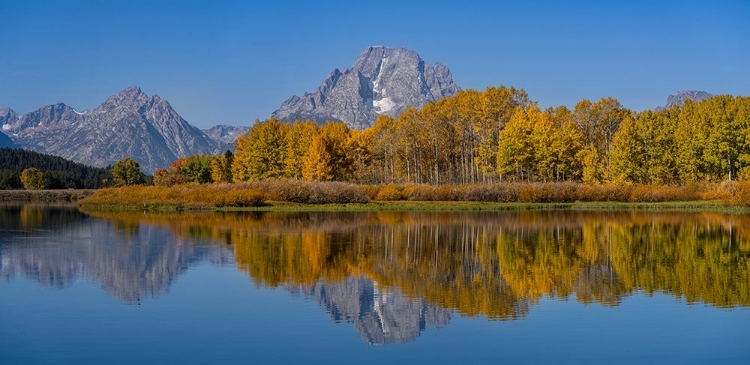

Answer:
[0,107,17,120]
[96,85,150,113]
[6,87,227,173]
[272,46,459,130]
[0,108,18,132]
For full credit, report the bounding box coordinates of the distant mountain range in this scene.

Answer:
[202,124,250,144]
[656,90,713,110]
[1,87,232,173]
[272,45,460,130]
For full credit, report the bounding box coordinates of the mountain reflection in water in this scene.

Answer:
[0,205,233,304]
[1,206,749,344]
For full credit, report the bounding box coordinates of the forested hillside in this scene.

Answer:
[0,148,112,189]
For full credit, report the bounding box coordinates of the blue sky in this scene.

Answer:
[1,0,748,128]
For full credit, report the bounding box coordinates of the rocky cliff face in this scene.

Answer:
[2,87,228,173]
[272,46,460,130]
[657,90,713,110]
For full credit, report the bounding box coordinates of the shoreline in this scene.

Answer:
[78,200,750,214]
[0,189,96,203]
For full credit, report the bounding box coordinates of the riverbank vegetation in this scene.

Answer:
[79,179,750,211]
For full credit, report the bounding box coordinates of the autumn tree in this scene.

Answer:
[573,98,629,181]
[211,150,234,183]
[301,135,333,181]
[497,107,534,181]
[319,121,353,181]
[111,157,143,186]
[232,118,289,182]
[20,167,46,190]
[170,155,213,184]
[284,120,319,179]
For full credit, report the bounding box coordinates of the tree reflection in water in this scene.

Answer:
[3,207,749,343]
[88,209,750,314]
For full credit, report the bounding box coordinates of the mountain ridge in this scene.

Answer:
[272,45,460,129]
[2,87,230,173]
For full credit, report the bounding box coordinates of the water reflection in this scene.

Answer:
[2,206,749,343]
[288,277,450,344]
[84,209,750,313]
[0,205,233,304]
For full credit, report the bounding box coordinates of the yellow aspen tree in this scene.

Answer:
[231,118,289,182]
[284,120,319,179]
[302,135,333,181]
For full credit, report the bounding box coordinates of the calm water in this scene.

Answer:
[1,205,749,364]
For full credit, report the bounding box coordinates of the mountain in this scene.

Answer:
[0,108,18,148]
[2,87,228,173]
[203,124,249,144]
[272,45,460,130]
[657,90,713,110]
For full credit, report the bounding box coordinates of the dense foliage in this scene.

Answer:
[20,167,46,190]
[228,88,749,187]
[0,148,112,189]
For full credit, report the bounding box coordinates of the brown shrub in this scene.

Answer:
[246,179,370,204]
[360,185,381,200]
[576,184,633,202]
[728,181,750,206]
[461,184,519,202]
[628,185,699,202]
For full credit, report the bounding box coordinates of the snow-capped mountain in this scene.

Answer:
[272,46,460,129]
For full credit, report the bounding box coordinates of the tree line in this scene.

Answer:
[214,87,748,186]
[0,148,112,189]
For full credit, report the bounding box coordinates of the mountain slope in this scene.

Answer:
[3,87,228,173]
[272,45,460,129]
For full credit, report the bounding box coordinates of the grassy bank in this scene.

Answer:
[77,180,750,213]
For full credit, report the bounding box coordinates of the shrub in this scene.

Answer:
[577,184,633,202]
[461,184,516,202]
[245,179,370,204]
[628,185,699,202]
[360,185,381,200]
[375,185,403,201]
[728,181,750,206]
[212,189,264,207]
